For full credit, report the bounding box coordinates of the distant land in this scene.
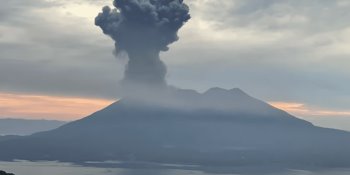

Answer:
[0,118,66,136]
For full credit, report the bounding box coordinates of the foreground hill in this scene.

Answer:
[0,88,349,169]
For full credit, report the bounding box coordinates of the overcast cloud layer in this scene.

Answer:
[1,0,350,114]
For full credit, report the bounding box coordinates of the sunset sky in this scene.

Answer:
[1,0,350,130]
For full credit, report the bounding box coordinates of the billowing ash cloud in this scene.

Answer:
[95,0,190,88]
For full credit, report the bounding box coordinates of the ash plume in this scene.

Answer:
[95,0,190,90]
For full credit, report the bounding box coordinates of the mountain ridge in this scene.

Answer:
[0,88,349,168]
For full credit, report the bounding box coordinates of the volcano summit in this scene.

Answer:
[0,0,350,172]
[1,87,350,169]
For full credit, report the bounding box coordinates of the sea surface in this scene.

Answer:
[1,161,350,175]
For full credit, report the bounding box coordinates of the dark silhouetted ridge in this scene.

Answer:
[0,88,349,169]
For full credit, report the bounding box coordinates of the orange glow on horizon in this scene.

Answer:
[1,92,349,121]
[0,93,114,121]
[269,101,350,117]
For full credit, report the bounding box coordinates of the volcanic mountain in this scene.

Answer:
[0,88,350,168]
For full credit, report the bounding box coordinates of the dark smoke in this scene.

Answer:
[95,0,190,89]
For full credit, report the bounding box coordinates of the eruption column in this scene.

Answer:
[95,0,190,88]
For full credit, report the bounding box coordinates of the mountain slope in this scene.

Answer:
[0,119,66,136]
[0,88,349,168]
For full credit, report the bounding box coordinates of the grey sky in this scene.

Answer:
[0,0,349,115]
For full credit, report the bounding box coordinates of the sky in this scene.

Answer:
[0,0,350,130]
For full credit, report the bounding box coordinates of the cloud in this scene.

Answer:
[0,0,52,21]
[0,0,350,113]
[191,0,350,32]
[162,0,350,110]
[0,0,124,98]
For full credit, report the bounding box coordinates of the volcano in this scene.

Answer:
[0,88,350,168]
